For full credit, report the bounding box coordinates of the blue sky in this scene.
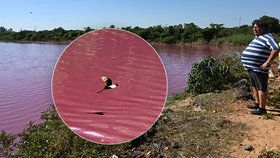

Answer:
[1,0,279,31]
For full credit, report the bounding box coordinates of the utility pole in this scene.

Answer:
[239,17,241,27]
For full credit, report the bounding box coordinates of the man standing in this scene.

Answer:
[241,20,280,115]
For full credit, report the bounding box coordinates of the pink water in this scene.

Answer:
[155,44,242,93]
[0,41,239,134]
[0,42,65,133]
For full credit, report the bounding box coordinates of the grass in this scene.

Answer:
[211,34,254,45]
[262,113,274,120]
[269,90,280,109]
[165,92,191,106]
[161,90,247,157]
[259,148,280,158]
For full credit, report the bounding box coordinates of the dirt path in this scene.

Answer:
[227,95,280,157]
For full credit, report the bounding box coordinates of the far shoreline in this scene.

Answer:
[0,40,247,49]
[0,40,71,45]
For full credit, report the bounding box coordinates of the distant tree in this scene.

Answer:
[202,28,215,42]
[53,27,65,32]
[0,26,7,33]
[153,25,164,33]
[122,26,132,32]
[238,25,251,34]
[210,23,226,38]
[84,27,93,33]
[51,27,66,41]
[182,23,202,42]
[138,29,151,40]
[1,16,278,44]
[173,24,184,41]
[149,25,164,41]
[209,23,224,29]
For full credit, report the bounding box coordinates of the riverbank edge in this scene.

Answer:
[0,40,71,45]
[2,82,280,157]
[0,88,248,157]
[0,40,247,48]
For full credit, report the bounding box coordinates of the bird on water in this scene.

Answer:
[97,76,118,93]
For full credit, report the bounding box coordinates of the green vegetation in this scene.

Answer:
[269,90,280,109]
[215,54,249,82]
[186,57,231,94]
[211,34,254,45]
[0,27,86,42]
[186,54,247,94]
[0,15,279,45]
[165,92,191,106]
[259,148,280,158]
[0,106,133,158]
[0,131,16,157]
[261,113,274,120]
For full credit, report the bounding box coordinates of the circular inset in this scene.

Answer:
[52,29,167,144]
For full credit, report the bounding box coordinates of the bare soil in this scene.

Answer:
[228,77,280,158]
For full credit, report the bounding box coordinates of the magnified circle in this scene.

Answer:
[52,29,167,144]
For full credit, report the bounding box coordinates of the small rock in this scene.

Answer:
[111,154,118,158]
[163,146,168,151]
[243,144,254,151]
[233,79,252,100]
[144,150,152,158]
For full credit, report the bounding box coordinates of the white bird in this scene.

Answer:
[97,76,118,93]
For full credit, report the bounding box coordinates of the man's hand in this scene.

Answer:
[261,50,279,69]
[260,61,270,69]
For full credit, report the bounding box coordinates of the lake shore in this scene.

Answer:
[0,40,71,45]
[1,60,280,157]
[2,80,280,157]
[0,39,248,48]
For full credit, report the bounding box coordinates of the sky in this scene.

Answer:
[0,0,279,31]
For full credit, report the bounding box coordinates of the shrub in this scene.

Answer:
[186,57,232,94]
[0,130,16,157]
[215,54,249,83]
[161,36,177,43]
[15,107,104,158]
[12,106,136,157]
[269,90,280,109]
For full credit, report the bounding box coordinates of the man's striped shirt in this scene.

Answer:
[241,33,280,73]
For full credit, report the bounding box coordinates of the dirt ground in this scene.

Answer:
[228,77,280,158]
[228,101,280,158]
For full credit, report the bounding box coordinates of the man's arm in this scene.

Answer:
[260,50,280,69]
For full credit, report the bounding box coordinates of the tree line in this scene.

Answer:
[0,15,279,45]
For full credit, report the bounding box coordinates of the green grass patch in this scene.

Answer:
[269,90,280,109]
[165,92,190,106]
[259,148,280,158]
[262,113,274,120]
[211,34,254,45]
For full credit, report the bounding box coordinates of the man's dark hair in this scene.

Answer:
[252,20,269,33]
